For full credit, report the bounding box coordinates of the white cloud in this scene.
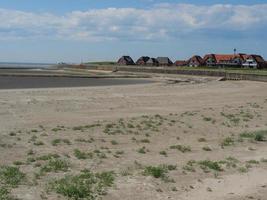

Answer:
[0,3,267,41]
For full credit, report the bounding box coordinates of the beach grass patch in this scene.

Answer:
[49,170,114,200]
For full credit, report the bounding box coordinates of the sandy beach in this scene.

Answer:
[0,75,267,200]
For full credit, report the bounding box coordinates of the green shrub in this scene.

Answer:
[51,139,61,146]
[144,166,167,178]
[255,133,265,141]
[221,137,235,147]
[49,170,114,200]
[246,160,259,164]
[170,145,191,153]
[240,130,266,142]
[166,165,177,171]
[159,151,167,156]
[74,149,93,160]
[137,147,147,154]
[33,141,44,146]
[238,167,248,173]
[40,158,69,174]
[0,187,12,200]
[0,166,25,187]
[239,132,254,138]
[13,161,24,166]
[198,160,222,171]
[51,139,71,146]
[140,139,150,143]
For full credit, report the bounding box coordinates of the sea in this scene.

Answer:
[0,62,56,69]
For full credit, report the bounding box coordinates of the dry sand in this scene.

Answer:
[0,75,267,200]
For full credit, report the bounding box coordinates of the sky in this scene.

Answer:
[0,0,267,63]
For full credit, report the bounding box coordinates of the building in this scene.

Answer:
[203,54,216,66]
[136,56,150,66]
[117,56,135,65]
[188,55,205,67]
[157,57,173,66]
[146,58,159,66]
[242,55,266,69]
[175,60,188,67]
[203,54,245,67]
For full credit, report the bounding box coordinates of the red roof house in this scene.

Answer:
[242,55,266,69]
[188,55,205,67]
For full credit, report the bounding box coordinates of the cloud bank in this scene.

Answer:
[0,4,267,41]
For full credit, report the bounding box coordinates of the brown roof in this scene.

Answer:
[117,56,135,65]
[238,53,249,61]
[175,60,188,66]
[204,54,248,63]
[214,54,236,62]
[249,55,265,63]
[189,55,205,65]
[136,56,150,64]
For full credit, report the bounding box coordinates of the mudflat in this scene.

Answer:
[0,76,154,89]
[0,75,267,200]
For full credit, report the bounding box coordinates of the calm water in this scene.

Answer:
[0,76,153,89]
[0,62,56,69]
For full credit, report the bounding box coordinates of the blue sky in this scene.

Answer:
[0,0,267,63]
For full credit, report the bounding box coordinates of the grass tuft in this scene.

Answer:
[170,145,191,153]
[198,160,222,171]
[0,166,25,187]
[74,149,93,160]
[144,166,167,178]
[49,170,114,200]
[40,158,69,174]
[221,137,235,147]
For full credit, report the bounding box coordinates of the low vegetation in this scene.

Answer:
[49,170,114,200]
[51,138,71,146]
[198,160,222,172]
[170,145,191,153]
[1,102,266,199]
[240,130,267,142]
[144,166,167,179]
[221,137,235,147]
[74,149,93,160]
[0,166,25,187]
[40,158,69,174]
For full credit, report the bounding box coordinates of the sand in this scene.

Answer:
[0,75,267,200]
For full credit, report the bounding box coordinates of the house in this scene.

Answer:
[203,54,216,66]
[188,55,205,67]
[203,54,245,67]
[157,57,173,66]
[136,56,150,66]
[146,58,159,66]
[117,56,135,65]
[175,60,188,67]
[242,55,266,69]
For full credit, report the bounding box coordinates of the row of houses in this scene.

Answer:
[118,56,173,66]
[117,54,267,69]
